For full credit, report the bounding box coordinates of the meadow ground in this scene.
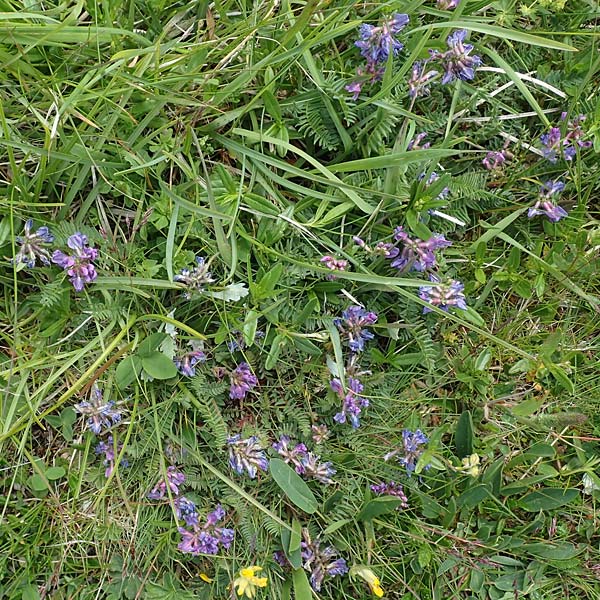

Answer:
[1,1,600,599]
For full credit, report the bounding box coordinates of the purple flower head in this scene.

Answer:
[331,376,369,429]
[419,171,450,200]
[345,81,363,100]
[371,481,409,508]
[217,527,235,549]
[334,305,378,353]
[299,452,336,484]
[419,276,467,313]
[354,14,409,67]
[540,127,562,163]
[391,227,452,272]
[408,132,431,151]
[408,60,439,97]
[273,435,308,474]
[301,531,348,592]
[95,435,128,478]
[438,29,481,84]
[174,255,214,297]
[147,466,186,500]
[528,180,568,222]
[229,362,258,399]
[52,232,98,291]
[206,504,226,526]
[174,349,206,377]
[437,0,460,8]
[320,255,348,279]
[541,115,591,163]
[227,434,269,478]
[174,496,200,528]
[13,219,55,268]
[177,504,234,556]
[482,150,506,171]
[74,386,122,435]
[384,429,430,475]
[178,528,220,555]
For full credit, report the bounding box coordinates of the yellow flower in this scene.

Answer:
[350,565,385,597]
[199,573,212,583]
[458,453,480,477]
[233,566,268,598]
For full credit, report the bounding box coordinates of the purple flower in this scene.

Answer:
[408,60,439,97]
[540,114,591,163]
[391,227,452,272]
[384,429,430,474]
[418,276,467,313]
[229,362,258,399]
[174,349,206,377]
[408,132,431,150]
[482,150,506,171]
[13,219,54,268]
[174,255,214,297]
[174,496,200,527]
[334,305,378,353]
[147,466,186,500]
[52,232,98,291]
[354,14,410,67]
[95,435,128,478]
[540,127,562,163]
[528,180,568,222]
[371,481,409,507]
[273,435,308,473]
[301,531,348,591]
[331,376,369,429]
[320,255,348,278]
[299,452,336,484]
[434,29,481,85]
[227,434,269,478]
[227,329,264,352]
[74,386,122,435]
[419,171,450,199]
[437,0,460,8]
[177,503,234,555]
[345,81,363,100]
[178,528,220,555]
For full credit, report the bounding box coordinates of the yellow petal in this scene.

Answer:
[199,573,213,583]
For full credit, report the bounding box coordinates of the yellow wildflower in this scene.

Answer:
[199,573,213,583]
[350,565,385,597]
[457,453,480,477]
[233,566,268,598]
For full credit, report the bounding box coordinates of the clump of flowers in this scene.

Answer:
[147,466,186,499]
[95,436,128,478]
[301,531,348,591]
[174,345,206,377]
[227,434,269,478]
[272,435,336,484]
[52,232,98,291]
[432,29,482,84]
[13,219,54,268]
[232,566,268,598]
[320,255,348,278]
[177,504,235,556]
[229,362,258,399]
[174,255,214,297]
[482,150,507,171]
[408,60,439,98]
[174,496,200,527]
[384,429,430,475]
[540,113,591,163]
[334,305,378,353]
[419,276,467,313]
[346,14,410,98]
[407,132,431,150]
[74,386,122,435]
[331,376,369,429]
[391,226,452,272]
[528,180,568,222]
[371,481,409,508]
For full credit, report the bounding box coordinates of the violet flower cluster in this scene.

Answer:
[174,255,214,297]
[419,276,467,313]
[177,503,235,556]
[301,531,348,592]
[13,219,54,268]
[74,386,122,435]
[334,305,378,353]
[147,465,186,499]
[371,481,409,508]
[407,132,431,150]
[52,232,98,291]
[540,113,591,163]
[330,377,369,429]
[345,13,409,99]
[95,436,129,478]
[272,435,336,484]
[528,180,568,222]
[227,434,269,478]
[174,345,206,377]
[320,255,348,278]
[482,150,507,171]
[229,362,258,399]
[391,226,452,272]
[384,429,430,475]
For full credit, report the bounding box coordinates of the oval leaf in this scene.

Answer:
[357,496,403,521]
[519,487,579,512]
[270,458,318,514]
[141,352,178,380]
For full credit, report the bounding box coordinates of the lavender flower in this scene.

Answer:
[174,349,206,377]
[437,0,460,8]
[334,305,378,353]
[301,531,348,592]
[147,466,186,500]
[354,14,410,67]
[95,436,128,478]
[52,232,98,291]
[331,377,369,429]
[408,60,439,97]
[229,362,258,399]
[178,528,220,555]
[13,219,54,268]
[407,132,431,150]
[391,227,451,272]
[74,386,122,435]
[174,496,200,527]
[320,255,348,277]
[528,180,568,222]
[299,452,336,485]
[177,503,235,555]
[435,29,481,85]
[174,255,214,296]
[419,276,467,313]
[371,481,408,508]
[540,127,562,163]
[227,434,269,478]
[384,429,430,474]
[419,171,450,199]
[540,114,591,163]
[272,435,308,473]
[482,150,506,171]
[345,81,363,100]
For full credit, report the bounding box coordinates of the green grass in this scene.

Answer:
[1,0,600,599]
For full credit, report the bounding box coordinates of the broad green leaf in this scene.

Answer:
[322,518,351,536]
[30,474,48,491]
[457,484,490,508]
[292,568,313,600]
[524,443,556,457]
[137,333,168,358]
[243,310,259,348]
[270,458,318,514]
[45,466,66,480]
[141,352,178,380]
[204,283,249,302]
[455,410,474,458]
[265,334,286,370]
[290,518,302,553]
[281,527,303,569]
[357,497,403,521]
[521,542,581,560]
[519,488,579,511]
[115,355,143,389]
